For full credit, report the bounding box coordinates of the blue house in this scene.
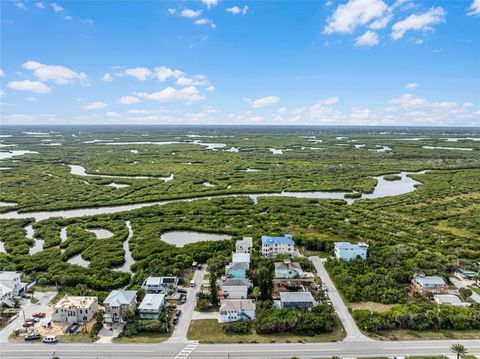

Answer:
[334,242,368,261]
[261,234,295,257]
[226,262,248,279]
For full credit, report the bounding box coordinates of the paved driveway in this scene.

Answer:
[450,277,480,303]
[0,291,57,343]
[309,256,371,342]
[167,266,207,344]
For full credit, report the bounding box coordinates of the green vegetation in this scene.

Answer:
[384,174,402,181]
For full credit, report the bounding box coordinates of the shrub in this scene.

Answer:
[223,320,252,334]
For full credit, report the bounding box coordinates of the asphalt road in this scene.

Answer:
[309,256,371,341]
[167,265,206,344]
[2,339,480,359]
[450,277,480,303]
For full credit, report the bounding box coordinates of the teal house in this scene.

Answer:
[225,262,248,279]
[138,293,165,319]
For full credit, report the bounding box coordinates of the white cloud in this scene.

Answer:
[167,8,176,14]
[355,30,379,46]
[7,80,52,94]
[51,2,64,12]
[202,0,218,8]
[35,2,45,9]
[406,82,418,89]
[124,67,152,81]
[226,6,249,15]
[325,0,388,34]
[153,66,184,81]
[102,73,113,82]
[278,107,288,114]
[118,96,141,105]
[180,9,202,18]
[206,86,215,92]
[6,114,35,121]
[195,18,216,29]
[391,6,446,40]
[467,0,480,16]
[135,86,204,103]
[369,14,392,29]
[0,69,4,77]
[15,2,27,10]
[23,61,88,84]
[64,15,73,20]
[388,93,427,107]
[84,101,108,110]
[244,96,280,108]
[318,97,339,106]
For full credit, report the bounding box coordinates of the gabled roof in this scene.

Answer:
[220,299,255,312]
[221,278,252,287]
[104,290,137,306]
[236,237,253,246]
[274,262,302,272]
[280,291,315,303]
[138,293,165,311]
[261,234,294,245]
[415,276,446,286]
[434,294,463,304]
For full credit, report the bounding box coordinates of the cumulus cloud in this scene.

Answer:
[23,61,88,85]
[388,93,427,107]
[106,112,122,118]
[102,73,113,82]
[244,96,280,108]
[318,97,339,106]
[84,101,108,110]
[153,66,184,81]
[180,9,202,18]
[6,114,35,121]
[324,0,388,34]
[195,18,216,28]
[124,67,152,81]
[202,0,218,8]
[15,2,27,10]
[406,82,418,89]
[118,96,141,105]
[135,86,204,103]
[0,69,4,77]
[51,2,64,12]
[226,6,249,15]
[7,80,52,94]
[167,8,176,14]
[355,30,379,46]
[391,6,446,40]
[35,2,45,9]
[467,0,480,15]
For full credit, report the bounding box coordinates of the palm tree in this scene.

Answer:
[451,343,468,359]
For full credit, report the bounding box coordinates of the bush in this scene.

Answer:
[223,320,252,334]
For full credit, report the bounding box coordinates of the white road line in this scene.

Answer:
[175,341,199,359]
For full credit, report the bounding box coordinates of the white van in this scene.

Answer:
[190,280,195,288]
[43,335,58,343]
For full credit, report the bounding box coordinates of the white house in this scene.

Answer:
[219,299,256,323]
[138,293,165,319]
[0,271,27,297]
[52,296,98,323]
[334,242,368,261]
[231,252,251,269]
[274,261,303,279]
[142,276,178,294]
[236,237,253,253]
[0,283,14,307]
[261,234,295,257]
[103,290,137,324]
[220,278,251,299]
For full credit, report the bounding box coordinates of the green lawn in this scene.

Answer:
[9,333,96,343]
[187,319,345,344]
[112,332,171,343]
[32,285,58,292]
[467,285,480,296]
[365,329,480,341]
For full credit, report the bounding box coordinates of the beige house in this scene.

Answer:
[103,290,137,324]
[52,296,99,323]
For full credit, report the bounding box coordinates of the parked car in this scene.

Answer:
[175,310,182,318]
[177,287,187,294]
[180,295,186,304]
[22,321,34,328]
[43,335,58,343]
[68,323,79,334]
[173,317,178,325]
[25,317,39,323]
[32,312,46,318]
[24,333,41,341]
[190,280,195,288]
[197,264,202,270]
[41,319,52,328]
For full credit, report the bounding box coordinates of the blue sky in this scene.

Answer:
[1,0,479,126]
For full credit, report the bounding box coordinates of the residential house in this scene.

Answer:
[220,278,252,299]
[454,269,478,281]
[334,242,368,261]
[0,283,14,307]
[411,275,448,294]
[231,252,251,269]
[261,234,295,257]
[142,276,178,294]
[219,299,256,323]
[274,261,303,279]
[225,262,248,279]
[138,293,165,319]
[280,292,316,311]
[236,237,253,253]
[434,294,470,307]
[52,296,98,323]
[0,271,27,297]
[103,290,137,324]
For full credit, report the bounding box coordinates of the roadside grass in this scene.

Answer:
[33,285,58,292]
[348,302,395,313]
[365,329,480,341]
[9,333,97,343]
[187,319,346,344]
[111,332,170,343]
[467,285,480,296]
